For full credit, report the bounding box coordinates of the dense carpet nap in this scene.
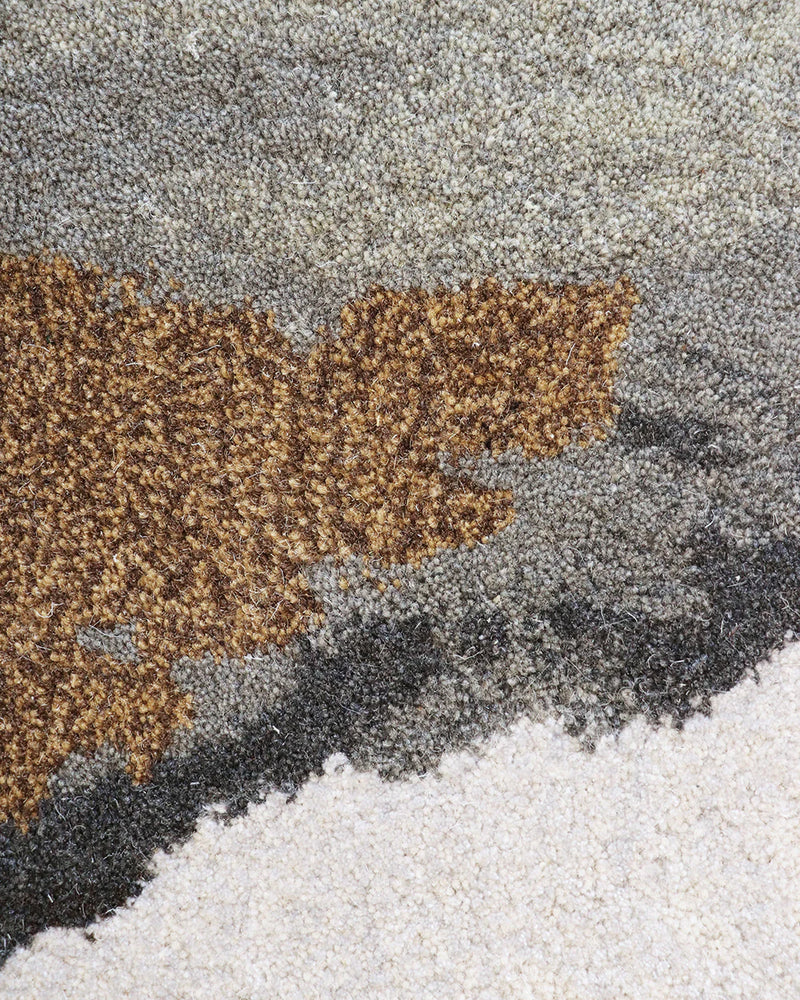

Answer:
[0,0,798,992]
[4,640,800,999]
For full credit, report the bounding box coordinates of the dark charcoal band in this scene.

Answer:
[2,525,797,963]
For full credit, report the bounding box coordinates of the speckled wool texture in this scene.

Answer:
[0,0,793,775]
[1,0,799,983]
[5,640,800,1000]
[3,0,797,344]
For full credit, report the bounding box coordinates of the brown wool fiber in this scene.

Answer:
[0,252,637,826]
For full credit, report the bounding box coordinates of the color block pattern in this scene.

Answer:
[0,0,798,990]
[0,252,636,826]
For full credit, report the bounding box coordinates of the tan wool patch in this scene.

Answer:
[0,252,638,825]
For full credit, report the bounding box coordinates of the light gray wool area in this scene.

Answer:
[2,1,797,341]
[3,1,799,780]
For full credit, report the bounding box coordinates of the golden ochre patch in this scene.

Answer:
[0,253,638,825]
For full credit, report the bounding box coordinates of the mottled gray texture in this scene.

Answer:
[169,646,298,749]
[76,623,140,664]
[46,744,130,801]
[1,1,797,341]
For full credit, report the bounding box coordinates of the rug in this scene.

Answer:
[1,1,798,997]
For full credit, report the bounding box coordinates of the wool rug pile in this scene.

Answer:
[1,1,799,997]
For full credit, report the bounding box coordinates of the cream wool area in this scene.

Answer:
[5,640,800,1000]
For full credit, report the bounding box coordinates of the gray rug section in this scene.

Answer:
[2,2,799,783]
[76,624,140,664]
[1,1,797,342]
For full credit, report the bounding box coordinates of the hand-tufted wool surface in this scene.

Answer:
[1,1,798,997]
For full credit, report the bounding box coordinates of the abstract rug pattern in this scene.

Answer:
[1,1,798,996]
